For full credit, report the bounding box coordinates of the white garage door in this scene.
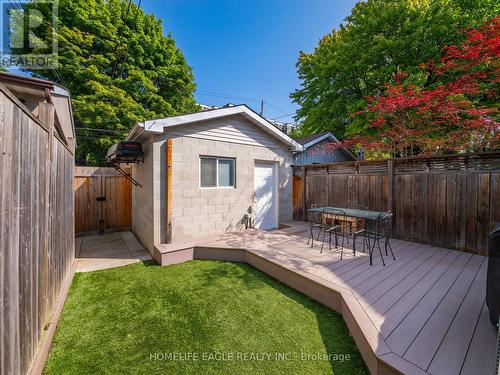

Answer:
[253,162,278,230]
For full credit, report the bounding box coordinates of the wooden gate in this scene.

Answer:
[74,166,131,234]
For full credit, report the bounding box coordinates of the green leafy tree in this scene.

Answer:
[351,17,499,156]
[29,0,198,165]
[291,0,498,139]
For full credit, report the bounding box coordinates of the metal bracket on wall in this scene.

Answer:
[109,161,143,187]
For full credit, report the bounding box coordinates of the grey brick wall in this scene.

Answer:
[131,137,154,253]
[157,134,293,243]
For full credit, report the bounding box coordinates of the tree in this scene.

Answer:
[291,0,498,139]
[349,17,499,156]
[28,0,198,165]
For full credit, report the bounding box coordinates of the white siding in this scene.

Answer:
[166,114,286,150]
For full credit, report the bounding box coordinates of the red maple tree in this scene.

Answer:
[349,17,500,157]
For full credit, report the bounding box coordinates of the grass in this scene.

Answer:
[45,260,368,375]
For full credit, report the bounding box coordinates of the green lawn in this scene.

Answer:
[45,260,368,375]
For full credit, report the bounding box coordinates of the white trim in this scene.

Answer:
[130,105,303,151]
[52,84,76,140]
[253,161,279,230]
[302,132,341,149]
[126,122,163,142]
[273,162,279,229]
[199,156,236,189]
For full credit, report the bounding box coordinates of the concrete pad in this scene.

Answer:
[120,231,137,240]
[76,231,153,272]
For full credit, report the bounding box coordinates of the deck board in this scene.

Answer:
[290,239,424,291]
[351,243,434,295]
[375,250,463,335]
[318,242,416,289]
[325,239,419,281]
[427,260,488,374]
[360,248,447,307]
[385,253,477,354]
[365,249,454,324]
[460,302,498,375]
[402,256,484,369]
[197,222,497,375]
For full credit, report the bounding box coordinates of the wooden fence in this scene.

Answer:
[0,86,74,374]
[293,152,500,255]
[74,167,131,235]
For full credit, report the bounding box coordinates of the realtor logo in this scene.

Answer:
[0,0,58,69]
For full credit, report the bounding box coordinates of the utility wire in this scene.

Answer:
[75,135,119,140]
[270,113,296,121]
[263,100,289,116]
[10,0,70,89]
[8,1,21,11]
[75,127,128,134]
[197,90,296,124]
[52,67,69,90]
[197,90,291,118]
[197,90,258,102]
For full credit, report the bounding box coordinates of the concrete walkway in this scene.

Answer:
[76,231,152,272]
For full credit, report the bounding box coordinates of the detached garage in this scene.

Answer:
[126,105,302,256]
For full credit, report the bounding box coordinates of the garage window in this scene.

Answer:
[200,156,235,188]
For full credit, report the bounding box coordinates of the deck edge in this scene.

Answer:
[158,242,415,375]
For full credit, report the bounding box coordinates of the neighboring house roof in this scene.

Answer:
[295,131,333,147]
[127,104,303,151]
[294,131,356,159]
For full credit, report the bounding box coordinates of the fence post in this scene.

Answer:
[388,159,397,236]
[388,159,394,213]
[38,101,55,330]
[302,166,307,220]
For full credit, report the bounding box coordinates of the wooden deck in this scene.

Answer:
[157,221,498,375]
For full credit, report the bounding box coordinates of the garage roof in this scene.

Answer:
[127,105,303,151]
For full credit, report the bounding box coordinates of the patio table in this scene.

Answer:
[309,207,381,235]
[307,207,394,265]
[307,207,390,221]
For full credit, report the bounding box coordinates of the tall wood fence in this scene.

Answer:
[293,152,500,256]
[0,86,74,374]
[74,167,131,235]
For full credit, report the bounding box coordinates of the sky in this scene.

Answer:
[140,0,358,123]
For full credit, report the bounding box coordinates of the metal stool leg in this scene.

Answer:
[340,229,346,260]
[376,238,385,266]
[320,228,327,253]
[385,237,395,260]
[369,237,374,266]
[352,233,357,257]
[316,227,322,241]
